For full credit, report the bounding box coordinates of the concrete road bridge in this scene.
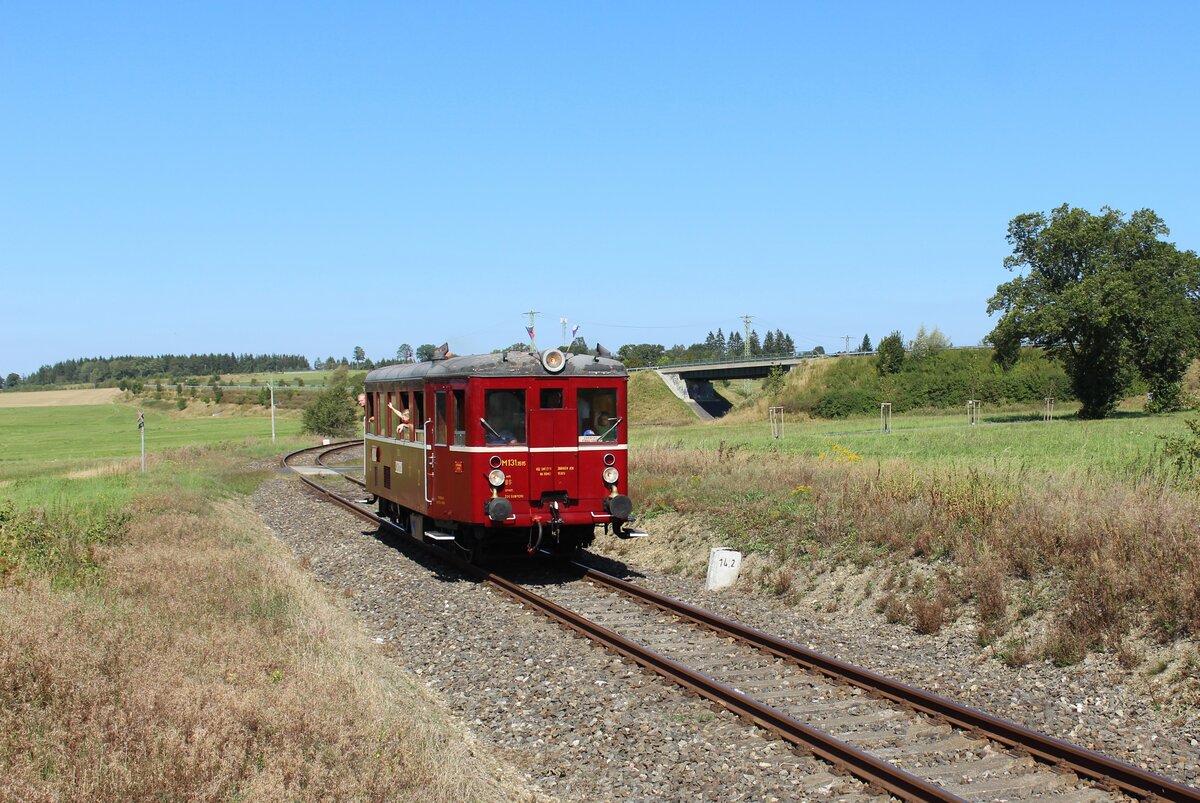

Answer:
[634,354,824,420]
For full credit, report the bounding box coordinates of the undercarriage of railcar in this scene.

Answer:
[376,497,610,562]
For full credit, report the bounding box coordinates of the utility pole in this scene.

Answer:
[740,315,753,357]
[560,317,568,347]
[269,382,276,443]
[523,310,541,352]
[844,335,852,354]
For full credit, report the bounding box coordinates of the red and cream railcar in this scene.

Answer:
[363,347,639,558]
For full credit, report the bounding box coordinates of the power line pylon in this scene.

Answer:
[523,310,541,352]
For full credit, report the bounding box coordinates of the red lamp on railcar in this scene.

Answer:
[363,346,644,560]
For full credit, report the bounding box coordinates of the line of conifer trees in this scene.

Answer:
[22,353,311,387]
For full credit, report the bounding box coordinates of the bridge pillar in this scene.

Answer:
[656,370,691,401]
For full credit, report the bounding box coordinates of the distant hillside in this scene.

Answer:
[755,348,1074,418]
[627,371,695,425]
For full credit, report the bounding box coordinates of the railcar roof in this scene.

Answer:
[365,351,628,383]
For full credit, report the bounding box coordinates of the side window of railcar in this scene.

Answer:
[577,388,619,441]
[452,389,466,446]
[434,391,448,445]
[412,391,425,442]
[483,389,526,445]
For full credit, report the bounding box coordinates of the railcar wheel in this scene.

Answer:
[392,508,408,535]
[377,500,397,527]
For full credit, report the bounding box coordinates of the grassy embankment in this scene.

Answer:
[0,399,523,801]
[616,359,1200,680]
[627,370,695,424]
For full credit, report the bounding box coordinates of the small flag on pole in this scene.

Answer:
[526,325,535,339]
[571,324,580,338]
[137,411,145,430]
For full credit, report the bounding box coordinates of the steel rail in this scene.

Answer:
[281,443,961,801]
[575,563,1200,802]
[475,564,963,802]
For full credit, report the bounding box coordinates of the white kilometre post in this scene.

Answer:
[269,382,276,443]
[706,548,743,590]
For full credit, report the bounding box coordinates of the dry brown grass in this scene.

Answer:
[63,458,147,479]
[0,496,527,802]
[625,444,1200,663]
[910,596,945,635]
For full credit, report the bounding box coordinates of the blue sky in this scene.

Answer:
[3,2,1198,376]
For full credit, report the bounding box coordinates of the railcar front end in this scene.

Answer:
[363,347,642,559]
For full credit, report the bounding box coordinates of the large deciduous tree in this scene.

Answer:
[987,205,1200,418]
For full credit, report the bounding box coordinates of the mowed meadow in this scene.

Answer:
[0,399,304,457]
[0,394,521,801]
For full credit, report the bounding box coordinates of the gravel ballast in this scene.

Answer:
[253,474,881,801]
[588,533,1200,789]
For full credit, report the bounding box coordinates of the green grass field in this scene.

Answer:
[0,403,313,525]
[634,404,1195,480]
[6,392,1189,486]
[0,403,305,480]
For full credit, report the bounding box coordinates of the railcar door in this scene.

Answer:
[428,386,453,516]
[528,383,578,502]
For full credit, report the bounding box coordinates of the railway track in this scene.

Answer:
[286,441,1200,802]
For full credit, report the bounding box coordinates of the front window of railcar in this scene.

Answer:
[483,389,526,445]
[578,388,619,442]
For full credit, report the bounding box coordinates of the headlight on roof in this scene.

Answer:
[541,348,566,373]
